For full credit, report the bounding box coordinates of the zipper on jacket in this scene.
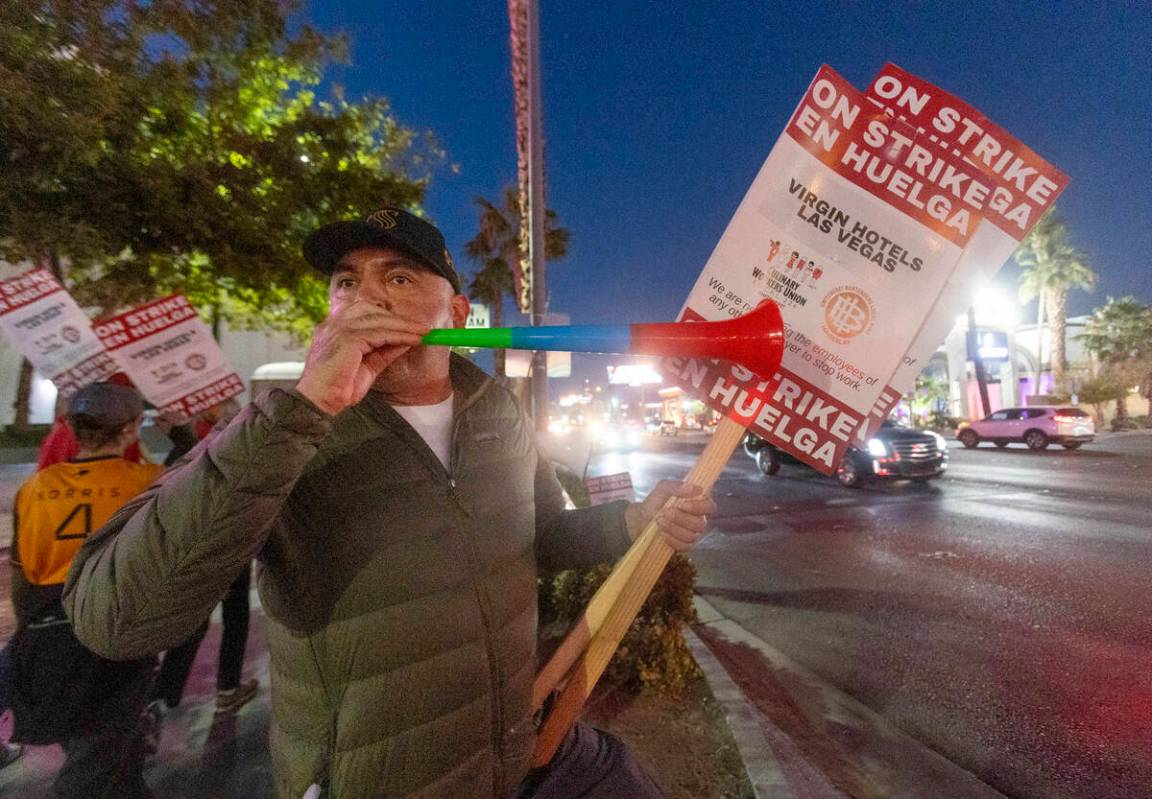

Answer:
[366,370,509,792]
[448,405,506,795]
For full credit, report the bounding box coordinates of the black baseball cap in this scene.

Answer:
[303,207,463,293]
[68,383,145,428]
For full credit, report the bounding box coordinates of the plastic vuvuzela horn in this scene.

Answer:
[421,299,785,378]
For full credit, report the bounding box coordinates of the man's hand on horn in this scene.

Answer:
[296,298,429,416]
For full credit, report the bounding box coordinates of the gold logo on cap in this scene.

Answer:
[443,249,455,269]
[367,209,399,229]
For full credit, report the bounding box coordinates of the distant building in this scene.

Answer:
[941,313,1147,422]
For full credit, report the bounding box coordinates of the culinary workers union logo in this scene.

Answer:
[821,286,875,344]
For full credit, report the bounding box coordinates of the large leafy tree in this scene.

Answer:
[463,187,569,378]
[1076,296,1152,420]
[1015,208,1096,394]
[1,0,440,425]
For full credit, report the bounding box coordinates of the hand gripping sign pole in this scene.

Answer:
[426,300,785,765]
[530,416,751,764]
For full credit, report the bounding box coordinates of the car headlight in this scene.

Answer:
[866,438,888,457]
[928,431,947,451]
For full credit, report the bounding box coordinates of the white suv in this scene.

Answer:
[957,407,1095,450]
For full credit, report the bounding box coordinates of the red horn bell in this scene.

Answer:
[630,299,784,378]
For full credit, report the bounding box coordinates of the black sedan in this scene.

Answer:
[743,420,949,488]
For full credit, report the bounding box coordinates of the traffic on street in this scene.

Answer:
[587,429,1152,799]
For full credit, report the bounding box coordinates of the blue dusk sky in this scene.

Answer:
[303,1,1151,380]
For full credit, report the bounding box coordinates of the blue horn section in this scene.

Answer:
[506,325,634,353]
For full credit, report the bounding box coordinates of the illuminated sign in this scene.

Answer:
[465,303,490,329]
[607,363,664,386]
[968,331,1009,361]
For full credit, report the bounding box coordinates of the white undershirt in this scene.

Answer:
[390,394,455,470]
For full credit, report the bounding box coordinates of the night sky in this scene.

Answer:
[303,2,1151,381]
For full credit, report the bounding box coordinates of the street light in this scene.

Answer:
[972,288,1019,328]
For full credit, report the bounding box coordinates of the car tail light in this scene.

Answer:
[1054,415,1076,422]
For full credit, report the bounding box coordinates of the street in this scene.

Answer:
[590,431,1152,799]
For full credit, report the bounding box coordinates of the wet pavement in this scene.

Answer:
[607,431,1152,799]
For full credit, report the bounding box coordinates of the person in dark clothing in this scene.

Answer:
[0,639,24,769]
[9,382,163,798]
[151,399,258,714]
[152,566,256,712]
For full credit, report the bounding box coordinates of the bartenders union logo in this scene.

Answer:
[822,286,875,344]
[185,353,207,371]
[61,325,81,343]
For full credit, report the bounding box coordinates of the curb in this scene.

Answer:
[685,626,792,798]
[688,595,1006,799]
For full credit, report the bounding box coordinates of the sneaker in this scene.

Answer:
[0,741,24,770]
[215,678,259,715]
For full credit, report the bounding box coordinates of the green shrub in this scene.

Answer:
[542,462,702,694]
[0,424,52,448]
[552,462,591,509]
[926,412,964,434]
[543,554,702,695]
[1111,417,1140,432]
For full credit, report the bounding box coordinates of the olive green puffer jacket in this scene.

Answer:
[64,356,631,798]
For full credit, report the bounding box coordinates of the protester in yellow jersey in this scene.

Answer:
[8,382,162,799]
[16,456,160,588]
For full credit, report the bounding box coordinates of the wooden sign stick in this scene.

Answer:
[532,515,657,709]
[532,416,747,765]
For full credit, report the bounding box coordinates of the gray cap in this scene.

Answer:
[68,383,144,428]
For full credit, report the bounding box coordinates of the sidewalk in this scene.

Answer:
[689,596,1006,799]
[0,558,276,799]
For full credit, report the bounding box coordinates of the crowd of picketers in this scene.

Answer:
[0,380,253,798]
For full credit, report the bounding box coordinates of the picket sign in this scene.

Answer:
[584,472,636,505]
[92,294,243,420]
[0,269,119,396]
[855,64,1069,438]
[669,65,986,476]
[0,271,245,420]
[535,63,963,762]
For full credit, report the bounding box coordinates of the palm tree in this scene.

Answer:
[1076,296,1152,420]
[1015,209,1096,395]
[464,187,569,377]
